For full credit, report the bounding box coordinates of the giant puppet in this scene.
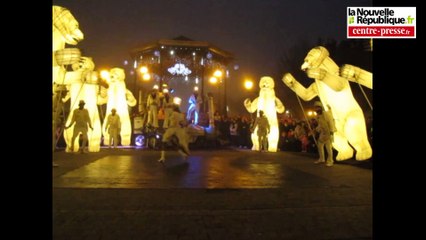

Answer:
[244,76,285,152]
[63,58,102,152]
[282,46,372,161]
[53,6,103,152]
[102,68,137,146]
[53,5,83,151]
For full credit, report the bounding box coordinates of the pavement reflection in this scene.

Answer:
[54,149,370,189]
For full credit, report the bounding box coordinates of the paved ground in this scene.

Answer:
[53,147,372,239]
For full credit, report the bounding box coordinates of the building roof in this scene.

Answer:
[130,36,234,60]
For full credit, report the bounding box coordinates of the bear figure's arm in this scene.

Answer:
[126,89,137,107]
[340,64,373,89]
[282,73,318,101]
[275,97,285,113]
[244,98,258,113]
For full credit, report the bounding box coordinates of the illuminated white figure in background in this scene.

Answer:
[244,77,285,152]
[63,57,102,152]
[187,88,203,125]
[52,5,84,85]
[282,46,372,161]
[146,85,160,128]
[102,68,137,146]
[161,88,174,128]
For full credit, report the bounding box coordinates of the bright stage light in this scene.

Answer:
[209,77,217,84]
[244,80,253,90]
[140,66,148,74]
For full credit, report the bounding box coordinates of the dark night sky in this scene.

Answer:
[53,0,372,117]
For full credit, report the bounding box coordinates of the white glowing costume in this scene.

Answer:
[187,93,202,125]
[244,77,285,152]
[102,68,137,146]
[63,58,102,152]
[105,111,121,148]
[314,101,336,166]
[162,93,174,128]
[146,91,160,128]
[67,104,92,153]
[282,46,372,161]
[158,108,190,162]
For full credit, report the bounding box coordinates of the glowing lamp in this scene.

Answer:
[209,77,218,84]
[100,70,110,80]
[173,97,182,106]
[142,73,151,81]
[213,70,223,78]
[244,80,253,90]
[140,66,148,74]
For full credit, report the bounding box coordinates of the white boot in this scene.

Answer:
[158,150,166,163]
[178,149,188,161]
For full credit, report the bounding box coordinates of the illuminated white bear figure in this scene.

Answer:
[282,46,372,161]
[63,57,102,152]
[244,76,285,152]
[53,5,85,152]
[102,68,137,146]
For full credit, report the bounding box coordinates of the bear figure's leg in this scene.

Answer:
[267,126,279,152]
[333,132,354,161]
[251,131,259,151]
[344,111,372,161]
[121,119,131,146]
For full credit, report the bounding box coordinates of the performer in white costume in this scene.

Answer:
[312,101,336,166]
[161,88,174,129]
[187,88,203,125]
[65,100,93,153]
[146,85,160,128]
[158,104,191,163]
[105,108,121,148]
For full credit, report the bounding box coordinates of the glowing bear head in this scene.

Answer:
[259,76,275,89]
[71,57,95,72]
[53,6,84,45]
[259,76,276,98]
[109,68,125,84]
[301,46,329,70]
